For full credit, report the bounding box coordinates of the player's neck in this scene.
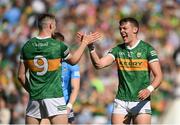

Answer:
[128,38,138,47]
[38,30,52,38]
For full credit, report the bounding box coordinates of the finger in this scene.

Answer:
[139,91,150,100]
[77,33,83,39]
[138,90,145,98]
[93,33,103,40]
[80,35,84,41]
[77,32,87,42]
[76,37,82,42]
[82,32,102,44]
[139,90,143,94]
[67,107,71,112]
[77,31,85,36]
[138,94,143,100]
[88,37,101,44]
[77,32,85,38]
[90,34,102,41]
[91,33,101,38]
[139,94,146,100]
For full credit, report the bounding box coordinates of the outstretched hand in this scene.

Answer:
[76,32,102,45]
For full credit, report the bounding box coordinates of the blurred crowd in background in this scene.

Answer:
[0,0,180,124]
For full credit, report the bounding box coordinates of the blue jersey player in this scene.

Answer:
[61,61,80,123]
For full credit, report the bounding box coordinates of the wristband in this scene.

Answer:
[90,49,95,53]
[67,103,73,109]
[88,44,95,52]
[147,85,154,92]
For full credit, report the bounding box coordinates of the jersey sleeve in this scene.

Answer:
[60,42,70,60]
[20,46,25,63]
[147,45,159,63]
[70,64,80,78]
[107,47,116,60]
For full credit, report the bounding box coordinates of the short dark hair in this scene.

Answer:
[37,13,56,30]
[52,32,64,41]
[119,17,139,32]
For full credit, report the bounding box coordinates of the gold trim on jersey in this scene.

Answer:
[25,58,61,71]
[116,58,148,71]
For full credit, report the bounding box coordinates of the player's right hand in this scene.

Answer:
[138,89,151,100]
[76,32,102,45]
[66,107,71,114]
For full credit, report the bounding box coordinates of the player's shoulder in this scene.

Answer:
[108,42,125,54]
[138,40,157,56]
[139,40,153,48]
[52,38,61,43]
[21,37,36,50]
[22,37,42,45]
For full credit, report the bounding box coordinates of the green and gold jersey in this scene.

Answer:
[20,37,70,100]
[108,40,158,101]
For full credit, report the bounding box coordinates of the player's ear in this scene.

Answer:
[133,27,138,34]
[49,23,52,30]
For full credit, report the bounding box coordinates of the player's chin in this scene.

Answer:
[123,37,128,43]
[124,41,129,44]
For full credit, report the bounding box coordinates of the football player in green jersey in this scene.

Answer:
[87,17,163,124]
[18,13,101,124]
[41,32,80,124]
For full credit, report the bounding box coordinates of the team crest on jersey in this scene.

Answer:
[150,50,157,56]
[136,52,142,58]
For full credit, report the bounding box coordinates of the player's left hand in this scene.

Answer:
[138,89,151,100]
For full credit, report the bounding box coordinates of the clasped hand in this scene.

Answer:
[77,32,102,45]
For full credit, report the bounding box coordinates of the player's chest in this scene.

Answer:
[117,49,146,59]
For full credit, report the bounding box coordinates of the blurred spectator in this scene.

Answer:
[11,92,28,124]
[3,0,21,26]
[0,90,11,124]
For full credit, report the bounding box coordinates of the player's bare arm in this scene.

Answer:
[66,32,101,65]
[18,61,28,91]
[138,61,163,100]
[89,51,114,69]
[67,78,80,113]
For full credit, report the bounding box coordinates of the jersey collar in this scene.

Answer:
[126,40,141,50]
[36,36,51,39]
